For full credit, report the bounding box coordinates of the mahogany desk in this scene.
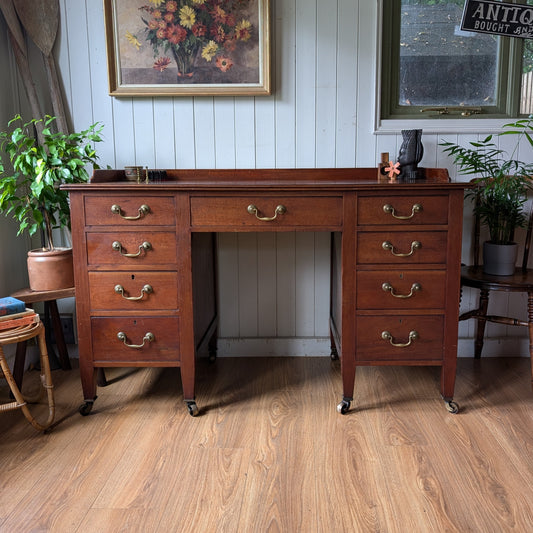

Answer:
[64,168,465,416]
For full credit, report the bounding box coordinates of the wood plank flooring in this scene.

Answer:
[1,356,532,532]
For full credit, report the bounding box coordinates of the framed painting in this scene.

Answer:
[103,0,271,96]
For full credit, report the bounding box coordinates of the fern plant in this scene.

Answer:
[441,118,533,245]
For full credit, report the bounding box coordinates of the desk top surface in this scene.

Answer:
[63,168,467,192]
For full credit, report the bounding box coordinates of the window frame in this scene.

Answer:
[380,0,525,123]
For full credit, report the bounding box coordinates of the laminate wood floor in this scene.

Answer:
[1,356,532,532]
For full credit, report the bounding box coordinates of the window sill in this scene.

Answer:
[375,117,519,135]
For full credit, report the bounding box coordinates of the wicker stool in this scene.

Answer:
[0,320,55,431]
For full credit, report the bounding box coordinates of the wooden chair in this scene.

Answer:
[459,201,533,386]
[0,318,55,431]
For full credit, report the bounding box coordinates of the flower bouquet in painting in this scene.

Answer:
[119,0,263,86]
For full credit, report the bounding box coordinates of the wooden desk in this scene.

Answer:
[64,168,465,416]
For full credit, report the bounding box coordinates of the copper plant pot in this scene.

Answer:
[27,247,75,291]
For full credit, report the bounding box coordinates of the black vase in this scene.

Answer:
[398,129,424,181]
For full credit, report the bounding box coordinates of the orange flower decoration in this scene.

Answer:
[384,161,400,179]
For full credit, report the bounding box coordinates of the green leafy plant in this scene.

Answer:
[441,118,533,245]
[0,115,103,250]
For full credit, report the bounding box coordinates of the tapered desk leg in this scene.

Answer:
[79,360,97,415]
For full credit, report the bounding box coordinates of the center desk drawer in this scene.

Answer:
[87,232,177,267]
[89,272,178,311]
[357,195,448,225]
[190,196,343,228]
[91,317,180,364]
[84,196,176,226]
[357,231,447,264]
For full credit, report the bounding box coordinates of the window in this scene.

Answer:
[381,0,533,120]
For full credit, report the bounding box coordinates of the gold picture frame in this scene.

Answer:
[103,0,271,97]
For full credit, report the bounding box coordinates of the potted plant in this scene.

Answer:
[0,114,103,290]
[441,118,533,275]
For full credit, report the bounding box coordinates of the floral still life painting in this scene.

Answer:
[104,0,270,96]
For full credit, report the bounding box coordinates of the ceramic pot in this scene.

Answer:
[482,241,518,276]
[27,247,74,291]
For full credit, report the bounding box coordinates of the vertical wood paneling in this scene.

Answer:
[133,100,156,168]
[217,234,239,338]
[154,99,176,168]
[295,0,317,167]
[335,0,358,167]
[85,0,116,167]
[275,0,296,168]
[194,98,216,167]
[355,0,377,167]
[314,232,331,336]
[315,0,337,168]
[255,96,276,167]
[234,98,256,168]
[276,233,296,336]
[63,0,93,132]
[257,233,277,336]
[173,99,196,168]
[214,98,236,168]
[238,233,259,336]
[295,232,315,336]
[112,99,136,168]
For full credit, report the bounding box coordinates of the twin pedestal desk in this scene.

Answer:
[64,168,465,416]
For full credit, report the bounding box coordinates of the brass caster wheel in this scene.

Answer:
[185,401,199,417]
[445,400,459,414]
[79,400,95,416]
[336,399,351,415]
[208,350,217,364]
[330,347,339,361]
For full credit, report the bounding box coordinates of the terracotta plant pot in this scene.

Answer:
[27,247,75,291]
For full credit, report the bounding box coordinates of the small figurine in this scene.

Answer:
[398,129,424,181]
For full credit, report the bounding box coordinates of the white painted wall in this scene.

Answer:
[2,0,532,357]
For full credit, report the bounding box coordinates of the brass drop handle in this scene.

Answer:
[112,241,152,258]
[117,331,154,349]
[383,203,422,220]
[382,240,421,257]
[247,204,287,221]
[111,204,150,220]
[382,282,421,299]
[381,330,418,348]
[114,284,153,301]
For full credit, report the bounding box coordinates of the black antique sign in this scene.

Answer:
[461,0,533,38]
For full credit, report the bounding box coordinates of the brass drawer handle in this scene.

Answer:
[382,240,421,257]
[383,203,422,220]
[117,331,154,349]
[382,282,421,299]
[114,284,153,301]
[112,241,152,258]
[247,204,287,221]
[111,204,150,220]
[381,330,418,348]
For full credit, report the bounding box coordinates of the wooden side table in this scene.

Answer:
[10,287,74,389]
[0,318,55,431]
